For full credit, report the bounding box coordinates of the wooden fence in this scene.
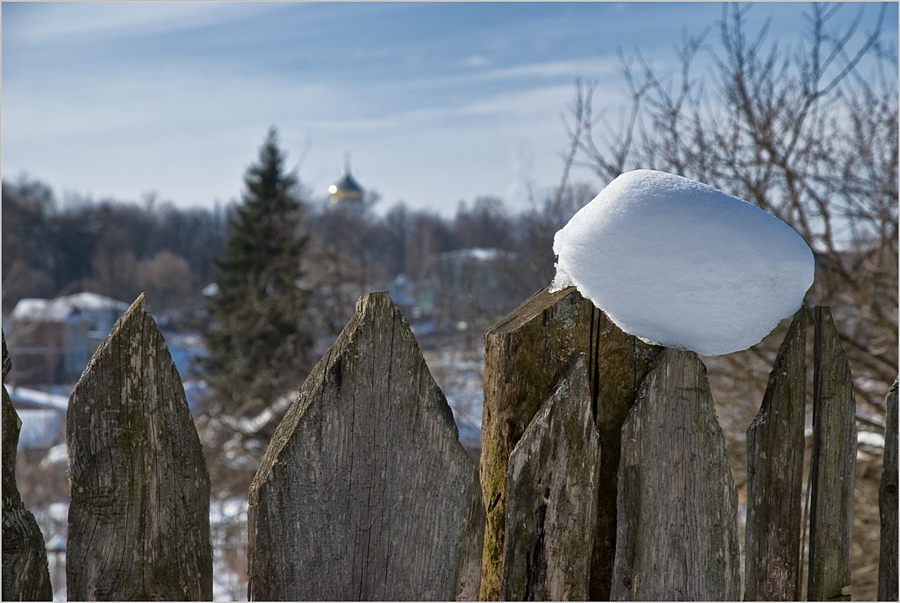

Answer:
[1,288,897,601]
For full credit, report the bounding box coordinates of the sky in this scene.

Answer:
[2,2,897,217]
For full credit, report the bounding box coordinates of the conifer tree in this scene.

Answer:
[202,127,313,446]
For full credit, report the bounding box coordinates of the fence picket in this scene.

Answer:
[246,292,484,601]
[7,286,881,600]
[479,286,659,600]
[500,354,601,601]
[808,306,857,601]
[879,379,899,601]
[611,349,741,601]
[744,309,807,600]
[65,294,212,601]
[589,300,661,599]
[2,332,53,601]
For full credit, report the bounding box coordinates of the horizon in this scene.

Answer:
[3,2,896,217]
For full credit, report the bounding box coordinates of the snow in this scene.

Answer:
[11,292,129,322]
[551,170,814,355]
[15,409,64,450]
[6,386,69,412]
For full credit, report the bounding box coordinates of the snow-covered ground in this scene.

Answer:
[423,345,484,450]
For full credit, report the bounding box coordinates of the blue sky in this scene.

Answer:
[2,2,897,216]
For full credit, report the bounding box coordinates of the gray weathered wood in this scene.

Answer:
[479,286,659,600]
[500,355,601,601]
[611,349,740,601]
[2,331,53,601]
[247,291,484,601]
[589,306,661,600]
[744,309,807,601]
[807,306,857,602]
[879,379,899,601]
[66,294,212,601]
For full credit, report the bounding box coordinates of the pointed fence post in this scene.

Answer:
[2,332,53,601]
[66,294,212,601]
[807,306,857,602]
[879,379,898,601]
[479,286,659,600]
[744,309,807,600]
[247,292,484,601]
[500,355,601,601]
[611,349,741,601]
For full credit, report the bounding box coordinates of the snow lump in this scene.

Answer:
[550,169,814,355]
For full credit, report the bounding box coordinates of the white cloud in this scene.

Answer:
[3,3,278,47]
[463,55,491,68]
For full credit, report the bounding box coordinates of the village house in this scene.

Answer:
[5,292,129,386]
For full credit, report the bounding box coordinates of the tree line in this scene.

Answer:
[1,169,593,330]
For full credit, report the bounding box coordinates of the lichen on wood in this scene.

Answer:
[500,354,601,601]
[66,294,212,601]
[479,286,659,600]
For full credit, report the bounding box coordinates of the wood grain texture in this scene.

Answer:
[611,349,740,601]
[808,306,857,602]
[2,331,53,601]
[247,291,484,601]
[500,355,601,601]
[879,379,898,601]
[66,294,212,601]
[589,306,660,600]
[744,309,807,601]
[479,286,659,600]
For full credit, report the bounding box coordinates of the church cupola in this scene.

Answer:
[328,154,364,205]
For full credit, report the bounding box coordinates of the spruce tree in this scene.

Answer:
[202,127,313,446]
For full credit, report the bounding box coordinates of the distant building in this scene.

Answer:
[5,292,129,386]
[6,386,68,451]
[328,154,365,208]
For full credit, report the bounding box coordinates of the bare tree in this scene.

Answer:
[566,3,897,419]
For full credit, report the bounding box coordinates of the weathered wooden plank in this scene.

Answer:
[611,349,740,601]
[589,306,661,600]
[2,331,53,601]
[247,291,484,601]
[500,355,601,601]
[807,306,857,602]
[879,379,899,601]
[744,309,807,601]
[66,294,212,601]
[479,286,659,600]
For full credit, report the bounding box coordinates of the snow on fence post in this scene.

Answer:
[879,379,898,601]
[66,294,212,601]
[500,354,601,601]
[611,349,741,601]
[807,306,857,602]
[478,286,659,600]
[2,331,53,601]
[744,309,807,601]
[246,292,484,601]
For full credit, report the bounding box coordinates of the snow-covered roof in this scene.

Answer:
[11,292,129,323]
[7,386,69,412]
[441,247,511,262]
